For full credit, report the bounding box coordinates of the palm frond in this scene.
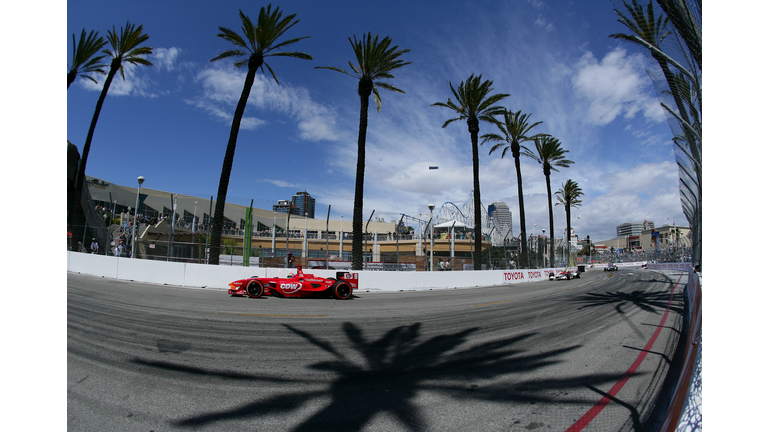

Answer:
[267,36,311,54]
[212,6,311,83]
[68,28,108,87]
[316,32,409,110]
[609,0,670,49]
[433,74,508,126]
[216,26,248,50]
[268,51,313,60]
[555,179,584,207]
[210,49,248,63]
[263,61,279,85]
[103,21,153,81]
[372,87,383,112]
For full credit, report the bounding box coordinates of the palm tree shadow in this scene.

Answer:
[573,290,685,315]
[166,322,630,431]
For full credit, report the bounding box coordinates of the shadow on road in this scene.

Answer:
[573,290,685,315]
[122,321,660,431]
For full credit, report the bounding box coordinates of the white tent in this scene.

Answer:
[434,221,469,230]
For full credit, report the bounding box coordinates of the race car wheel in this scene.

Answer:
[331,281,352,300]
[246,280,264,298]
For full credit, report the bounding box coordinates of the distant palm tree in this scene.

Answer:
[316,33,410,270]
[67,28,107,89]
[524,136,573,267]
[70,21,152,250]
[208,6,312,265]
[433,74,509,270]
[555,179,583,266]
[480,110,547,268]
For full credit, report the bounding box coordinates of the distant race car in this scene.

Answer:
[554,270,580,280]
[228,265,358,300]
[604,264,619,272]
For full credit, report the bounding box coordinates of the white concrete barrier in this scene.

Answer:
[646,262,693,271]
[69,252,119,278]
[182,263,265,288]
[67,252,580,291]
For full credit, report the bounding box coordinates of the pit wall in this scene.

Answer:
[67,252,645,292]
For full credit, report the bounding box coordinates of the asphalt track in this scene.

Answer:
[67,267,686,431]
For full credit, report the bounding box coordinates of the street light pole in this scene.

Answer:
[304,212,308,259]
[531,224,536,268]
[193,201,198,234]
[428,204,435,271]
[339,215,343,258]
[272,211,276,253]
[132,176,144,259]
[396,214,405,270]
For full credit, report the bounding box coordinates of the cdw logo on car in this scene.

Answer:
[279,283,302,293]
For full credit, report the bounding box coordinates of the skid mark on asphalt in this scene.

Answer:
[216,312,328,317]
[472,299,515,307]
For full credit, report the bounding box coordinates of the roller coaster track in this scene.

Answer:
[432,192,511,246]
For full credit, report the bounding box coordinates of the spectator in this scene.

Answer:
[90,238,99,254]
[285,251,295,268]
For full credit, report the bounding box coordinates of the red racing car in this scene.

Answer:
[228,265,358,300]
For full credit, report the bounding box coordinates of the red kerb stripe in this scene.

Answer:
[565,273,684,432]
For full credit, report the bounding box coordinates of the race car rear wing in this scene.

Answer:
[336,271,359,289]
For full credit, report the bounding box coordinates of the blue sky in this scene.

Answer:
[66,0,691,242]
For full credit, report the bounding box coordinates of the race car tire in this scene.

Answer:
[331,281,352,300]
[246,280,264,298]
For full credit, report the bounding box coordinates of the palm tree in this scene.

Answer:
[67,29,107,89]
[523,136,574,268]
[555,179,583,267]
[316,33,410,270]
[609,1,699,166]
[69,21,152,250]
[207,6,312,265]
[433,74,509,270]
[480,110,547,268]
[611,0,702,268]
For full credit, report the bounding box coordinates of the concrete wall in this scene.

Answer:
[67,251,606,291]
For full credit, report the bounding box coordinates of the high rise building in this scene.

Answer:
[273,200,293,215]
[292,191,315,219]
[616,220,654,237]
[488,201,512,237]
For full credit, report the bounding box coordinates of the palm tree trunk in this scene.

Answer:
[209,55,261,265]
[514,151,528,267]
[545,173,555,268]
[468,119,482,270]
[74,59,119,200]
[352,79,373,270]
[69,59,119,249]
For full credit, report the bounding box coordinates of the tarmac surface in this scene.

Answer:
[67,267,686,431]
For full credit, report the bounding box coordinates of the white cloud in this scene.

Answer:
[260,179,298,188]
[534,15,555,32]
[571,47,665,125]
[190,65,339,139]
[152,47,182,71]
[183,97,266,130]
[78,61,156,98]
